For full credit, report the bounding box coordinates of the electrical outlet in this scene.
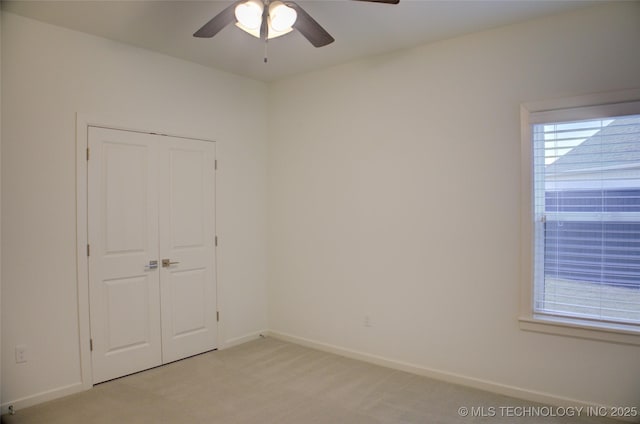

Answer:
[15,345,27,363]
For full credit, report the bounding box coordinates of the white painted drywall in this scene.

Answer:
[268,2,640,408]
[1,12,268,408]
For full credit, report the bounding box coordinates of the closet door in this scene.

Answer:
[88,127,162,383]
[159,137,217,363]
[88,127,217,383]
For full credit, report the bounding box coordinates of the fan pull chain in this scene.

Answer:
[264,39,268,63]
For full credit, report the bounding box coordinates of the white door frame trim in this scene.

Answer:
[75,113,217,389]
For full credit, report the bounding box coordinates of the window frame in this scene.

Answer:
[520,89,640,346]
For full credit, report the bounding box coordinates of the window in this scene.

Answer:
[521,91,640,345]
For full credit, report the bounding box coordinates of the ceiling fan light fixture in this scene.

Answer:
[195,0,396,49]
[269,1,297,32]
[234,0,263,30]
[234,0,296,40]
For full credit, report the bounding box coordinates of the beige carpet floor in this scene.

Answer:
[1,337,618,424]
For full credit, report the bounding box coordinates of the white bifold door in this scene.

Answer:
[88,126,217,384]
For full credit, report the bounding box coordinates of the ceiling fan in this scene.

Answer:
[194,0,399,54]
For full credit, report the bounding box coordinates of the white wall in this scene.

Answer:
[1,12,268,409]
[268,2,640,409]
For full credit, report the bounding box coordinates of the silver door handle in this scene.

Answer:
[145,260,158,270]
[162,259,180,268]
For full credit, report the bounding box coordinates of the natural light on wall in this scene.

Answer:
[234,0,297,39]
[532,114,640,326]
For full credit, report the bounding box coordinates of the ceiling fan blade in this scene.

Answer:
[352,0,399,3]
[287,2,335,48]
[193,2,239,38]
[355,0,400,4]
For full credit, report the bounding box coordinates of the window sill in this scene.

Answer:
[519,315,640,346]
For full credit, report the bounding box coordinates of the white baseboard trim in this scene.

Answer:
[1,382,85,415]
[267,330,634,422]
[220,330,267,350]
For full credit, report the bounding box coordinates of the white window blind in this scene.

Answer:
[532,112,640,326]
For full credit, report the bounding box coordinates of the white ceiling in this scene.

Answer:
[2,0,605,82]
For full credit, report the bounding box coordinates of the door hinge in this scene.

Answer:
[216,311,220,322]
[90,339,93,351]
[215,235,218,247]
[215,160,218,171]
[86,147,90,161]
[87,244,90,256]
